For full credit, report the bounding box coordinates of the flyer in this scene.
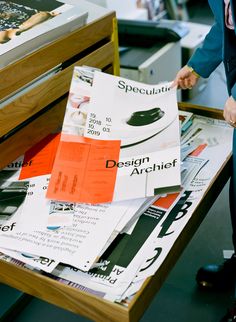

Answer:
[47,68,181,204]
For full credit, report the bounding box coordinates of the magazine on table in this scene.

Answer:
[0,135,158,272]
[0,0,88,68]
[46,67,182,204]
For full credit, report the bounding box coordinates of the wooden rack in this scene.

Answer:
[0,11,119,169]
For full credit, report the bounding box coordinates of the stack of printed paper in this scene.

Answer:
[0,67,232,304]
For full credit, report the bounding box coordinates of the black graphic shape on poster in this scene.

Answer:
[93,207,166,276]
[0,170,29,217]
[139,246,162,272]
[158,190,192,238]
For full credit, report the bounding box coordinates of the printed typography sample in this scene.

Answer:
[47,68,181,204]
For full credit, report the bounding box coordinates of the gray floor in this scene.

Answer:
[1,2,235,321]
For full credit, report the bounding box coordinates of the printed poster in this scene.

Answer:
[47,68,181,204]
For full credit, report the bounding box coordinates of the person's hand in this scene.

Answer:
[172,65,200,89]
[223,96,236,127]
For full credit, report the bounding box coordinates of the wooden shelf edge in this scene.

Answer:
[178,102,224,120]
[0,258,130,322]
[0,12,116,99]
[0,41,115,137]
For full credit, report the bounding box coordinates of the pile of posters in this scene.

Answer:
[49,112,233,304]
[0,67,182,273]
[0,66,233,304]
[0,135,158,271]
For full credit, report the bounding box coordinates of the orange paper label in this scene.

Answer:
[19,134,61,180]
[153,192,180,209]
[190,143,207,156]
[46,134,121,204]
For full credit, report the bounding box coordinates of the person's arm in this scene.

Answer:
[231,82,236,100]
[188,19,223,78]
[223,81,236,127]
[172,65,200,89]
[172,19,223,90]
[223,95,236,127]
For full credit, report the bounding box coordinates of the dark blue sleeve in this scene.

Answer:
[187,18,223,78]
[232,83,236,100]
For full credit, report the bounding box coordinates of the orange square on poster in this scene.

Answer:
[153,192,180,210]
[19,133,61,180]
[190,143,207,156]
[46,134,121,204]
